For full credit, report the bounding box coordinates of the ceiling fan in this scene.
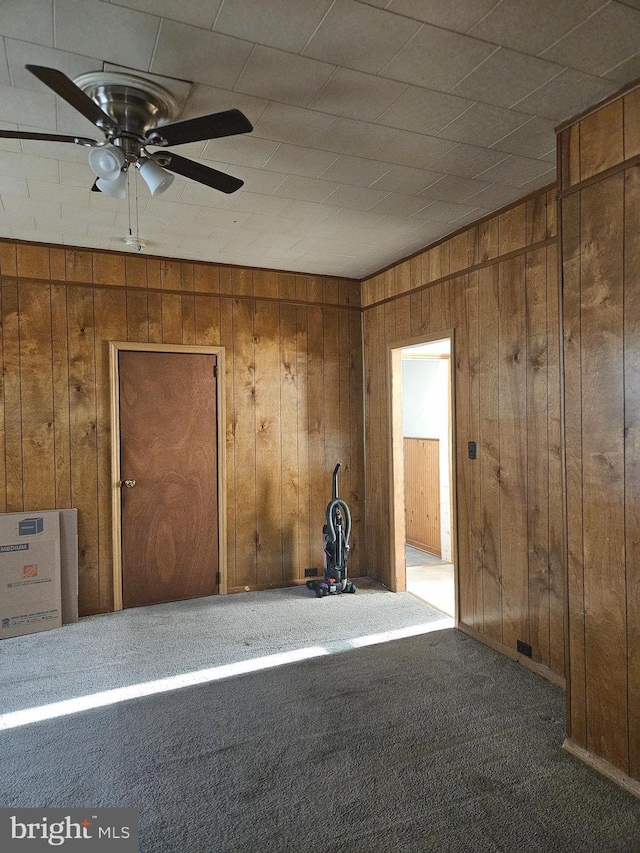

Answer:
[0,65,253,199]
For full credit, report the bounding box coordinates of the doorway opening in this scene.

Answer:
[389,334,456,622]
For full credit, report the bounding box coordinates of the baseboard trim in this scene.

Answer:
[563,738,640,799]
[456,622,565,689]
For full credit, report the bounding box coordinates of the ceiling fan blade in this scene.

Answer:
[91,180,101,192]
[158,152,244,194]
[0,129,97,145]
[26,65,120,135]
[146,109,253,147]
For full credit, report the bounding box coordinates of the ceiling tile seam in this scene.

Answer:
[299,0,339,56]
[1,37,10,86]
[375,21,425,79]
[486,115,537,151]
[146,14,165,74]
[231,41,258,94]
[507,66,567,111]
[430,99,489,140]
[351,0,496,44]
[465,0,505,35]
[306,64,341,117]
[51,0,57,50]
[445,43,504,96]
[538,0,613,59]
[603,47,640,79]
[508,66,571,113]
[210,0,226,32]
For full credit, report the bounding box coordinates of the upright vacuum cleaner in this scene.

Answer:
[307,463,356,597]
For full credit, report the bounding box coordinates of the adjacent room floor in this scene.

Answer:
[406,544,455,617]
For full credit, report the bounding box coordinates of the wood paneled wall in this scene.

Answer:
[362,186,565,680]
[559,83,640,785]
[404,437,441,555]
[0,241,364,615]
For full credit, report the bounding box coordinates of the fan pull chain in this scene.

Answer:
[127,167,133,239]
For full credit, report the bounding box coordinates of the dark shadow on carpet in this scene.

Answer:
[1,629,638,852]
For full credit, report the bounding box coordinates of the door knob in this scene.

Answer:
[122,479,136,488]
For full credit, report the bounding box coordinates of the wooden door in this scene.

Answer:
[404,437,441,556]
[119,351,219,608]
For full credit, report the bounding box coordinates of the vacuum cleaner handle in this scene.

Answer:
[332,462,341,500]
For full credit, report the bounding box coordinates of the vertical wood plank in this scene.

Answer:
[307,306,325,570]
[624,165,640,779]
[66,250,93,283]
[526,247,550,667]
[17,244,50,280]
[580,100,624,182]
[181,293,196,345]
[478,264,502,642]
[255,301,283,586]
[498,255,528,652]
[67,287,99,615]
[232,298,257,588]
[18,283,55,511]
[2,282,23,511]
[51,285,71,508]
[160,259,182,290]
[94,288,127,610]
[624,89,640,161]
[296,306,310,574]
[219,297,236,588]
[349,309,364,575]
[195,295,221,345]
[232,268,253,297]
[546,242,564,676]
[161,293,182,344]
[580,175,628,771]
[280,303,299,581]
[562,190,587,747]
[499,204,526,255]
[93,252,124,286]
[126,290,149,342]
[148,291,162,343]
[254,270,278,299]
[467,272,482,631]
[194,263,220,295]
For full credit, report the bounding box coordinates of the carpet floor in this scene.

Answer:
[1,585,638,852]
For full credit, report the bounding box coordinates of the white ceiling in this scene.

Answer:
[0,0,636,278]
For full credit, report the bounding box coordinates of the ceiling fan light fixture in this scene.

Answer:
[138,157,174,197]
[96,170,128,199]
[88,142,125,180]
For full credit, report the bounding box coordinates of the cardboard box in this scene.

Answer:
[0,511,62,640]
[59,509,79,625]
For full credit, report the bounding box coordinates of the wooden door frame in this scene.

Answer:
[387,330,458,625]
[109,341,227,611]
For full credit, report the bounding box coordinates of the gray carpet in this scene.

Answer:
[1,585,638,852]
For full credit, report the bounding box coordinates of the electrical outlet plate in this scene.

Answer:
[304,567,319,578]
[517,639,532,658]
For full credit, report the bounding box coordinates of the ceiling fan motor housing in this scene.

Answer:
[73,72,180,153]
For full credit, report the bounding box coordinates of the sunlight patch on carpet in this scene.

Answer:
[0,646,329,731]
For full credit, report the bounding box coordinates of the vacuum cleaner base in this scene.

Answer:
[306,578,356,597]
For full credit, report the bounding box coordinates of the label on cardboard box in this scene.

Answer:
[18,517,44,536]
[0,513,61,640]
